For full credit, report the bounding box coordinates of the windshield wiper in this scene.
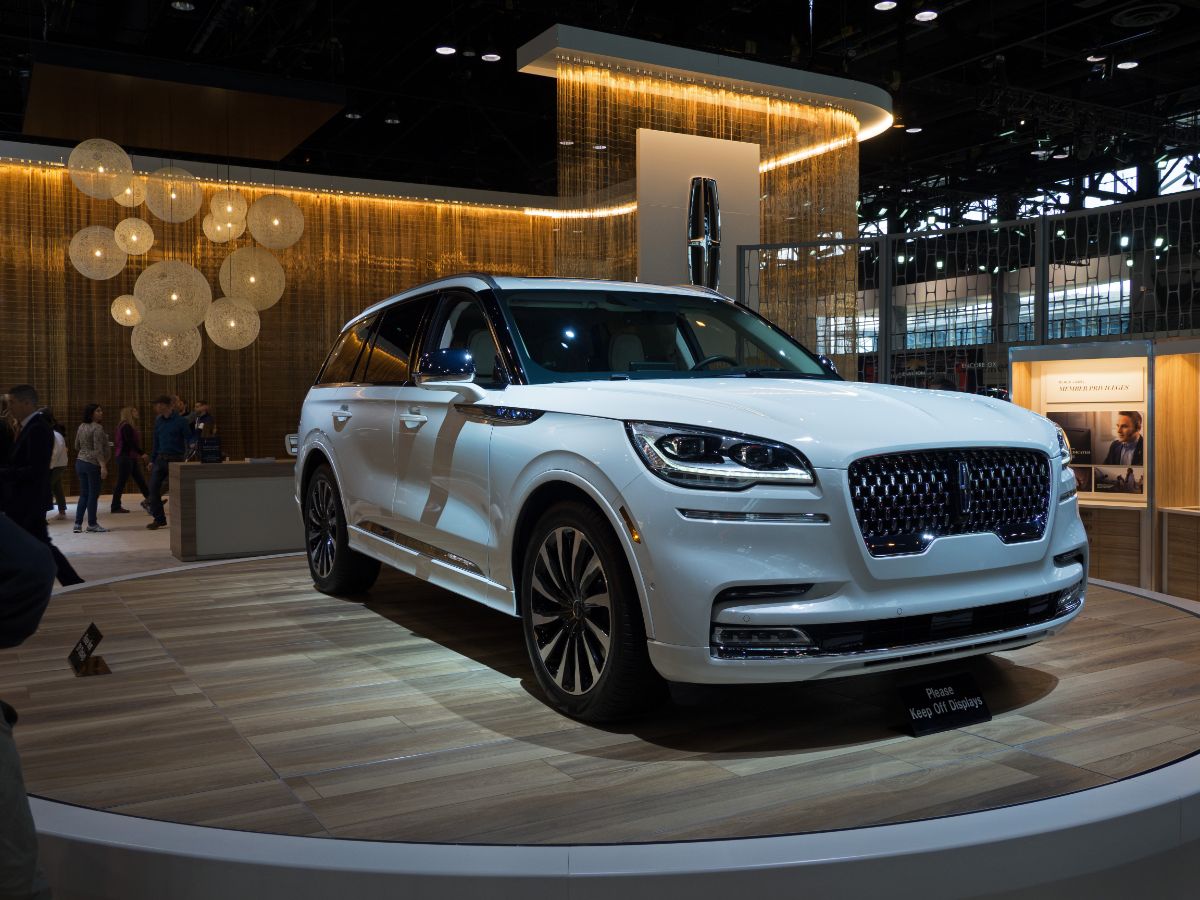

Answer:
[730,368,829,379]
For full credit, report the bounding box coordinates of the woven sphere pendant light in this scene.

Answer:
[68,139,133,200]
[112,174,147,208]
[204,296,260,350]
[144,167,204,223]
[131,325,203,376]
[68,226,127,280]
[114,217,155,255]
[246,193,304,249]
[202,213,246,243]
[218,246,285,310]
[134,260,213,333]
[110,295,144,327]
[210,189,248,222]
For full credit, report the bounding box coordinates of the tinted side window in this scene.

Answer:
[361,296,431,385]
[316,315,376,385]
[428,292,504,386]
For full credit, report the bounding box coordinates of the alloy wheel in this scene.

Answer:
[306,477,338,578]
[528,526,613,695]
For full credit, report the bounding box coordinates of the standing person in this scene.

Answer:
[192,399,215,436]
[0,384,83,585]
[44,411,68,520]
[146,395,191,531]
[111,406,150,514]
[0,511,56,900]
[73,403,110,534]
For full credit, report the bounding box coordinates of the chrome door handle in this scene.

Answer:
[333,412,352,423]
[398,413,428,428]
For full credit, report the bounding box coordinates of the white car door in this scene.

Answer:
[391,289,500,577]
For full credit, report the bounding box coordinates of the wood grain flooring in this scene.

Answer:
[5,558,1200,845]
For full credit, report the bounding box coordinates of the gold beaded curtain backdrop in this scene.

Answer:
[0,161,555,469]
[555,58,860,365]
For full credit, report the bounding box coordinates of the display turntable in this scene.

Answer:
[12,557,1200,844]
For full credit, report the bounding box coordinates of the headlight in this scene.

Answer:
[1054,424,1072,465]
[626,422,815,490]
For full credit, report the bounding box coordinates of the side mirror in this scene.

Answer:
[817,354,839,376]
[415,348,486,401]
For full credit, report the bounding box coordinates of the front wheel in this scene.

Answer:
[304,464,380,595]
[520,501,664,721]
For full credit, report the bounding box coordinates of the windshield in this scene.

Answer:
[503,289,834,384]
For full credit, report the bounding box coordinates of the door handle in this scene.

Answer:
[333,412,352,423]
[398,412,428,428]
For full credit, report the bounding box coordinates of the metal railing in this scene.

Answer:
[737,190,1200,392]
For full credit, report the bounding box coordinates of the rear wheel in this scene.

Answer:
[520,501,664,721]
[304,464,380,595]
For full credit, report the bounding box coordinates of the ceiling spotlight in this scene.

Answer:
[914,5,939,22]
[874,1,898,9]
[461,48,477,58]
[1052,147,1070,159]
[1116,60,1139,70]
[344,110,362,120]
[481,51,502,62]
[435,45,457,56]
[171,0,196,10]
[384,114,401,125]
[593,144,608,150]
[905,126,923,134]
[1086,53,1106,62]
[558,139,575,146]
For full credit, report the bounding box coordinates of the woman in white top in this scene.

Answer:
[74,403,110,533]
[44,411,68,519]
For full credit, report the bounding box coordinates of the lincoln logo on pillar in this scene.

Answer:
[687,176,721,289]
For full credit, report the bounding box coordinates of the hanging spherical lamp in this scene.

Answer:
[131,325,203,376]
[114,217,155,255]
[112,174,147,208]
[246,193,304,249]
[111,295,145,327]
[202,213,246,243]
[144,167,204,223]
[204,296,260,350]
[68,226,127,280]
[210,189,248,222]
[67,139,133,200]
[134,260,213,333]
[218,246,285,310]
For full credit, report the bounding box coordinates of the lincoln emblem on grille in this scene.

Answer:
[956,459,972,515]
[687,176,721,289]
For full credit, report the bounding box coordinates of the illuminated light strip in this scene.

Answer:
[759,134,856,173]
[523,202,638,219]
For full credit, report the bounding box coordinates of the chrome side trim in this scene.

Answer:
[358,520,484,577]
[677,509,829,524]
[453,404,544,426]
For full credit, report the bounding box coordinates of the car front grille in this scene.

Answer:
[848,448,1051,557]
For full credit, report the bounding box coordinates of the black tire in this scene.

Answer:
[303,463,380,595]
[519,500,665,722]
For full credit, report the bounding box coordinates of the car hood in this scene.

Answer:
[497,378,1058,470]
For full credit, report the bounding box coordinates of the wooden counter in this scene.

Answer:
[169,460,303,562]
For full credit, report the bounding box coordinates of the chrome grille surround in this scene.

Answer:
[848,448,1052,557]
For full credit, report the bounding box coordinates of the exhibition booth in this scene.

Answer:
[1012,339,1200,598]
[3,21,1200,900]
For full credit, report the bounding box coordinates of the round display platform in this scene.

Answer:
[14,558,1200,844]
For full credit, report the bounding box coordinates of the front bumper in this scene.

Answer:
[620,463,1088,684]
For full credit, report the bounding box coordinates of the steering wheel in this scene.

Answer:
[690,354,739,371]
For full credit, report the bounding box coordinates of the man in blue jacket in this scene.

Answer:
[146,395,192,530]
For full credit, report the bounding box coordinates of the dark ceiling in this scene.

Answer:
[1,0,1198,212]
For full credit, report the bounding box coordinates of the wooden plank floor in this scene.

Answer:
[5,557,1200,844]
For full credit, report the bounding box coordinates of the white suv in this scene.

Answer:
[293,274,1087,721]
